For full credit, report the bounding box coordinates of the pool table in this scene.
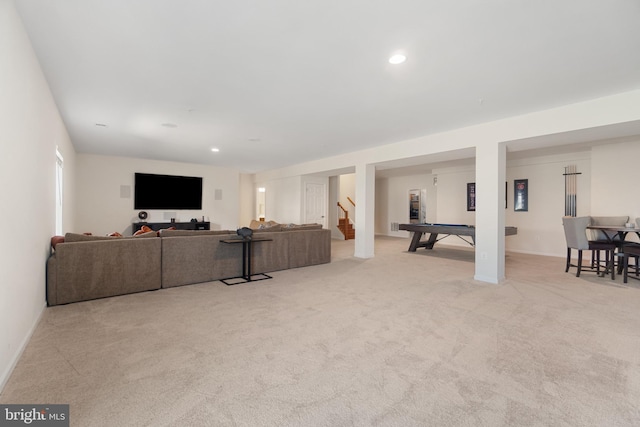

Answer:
[399,223,518,251]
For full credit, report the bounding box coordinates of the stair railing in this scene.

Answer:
[344,197,355,228]
[337,202,353,240]
[337,201,349,224]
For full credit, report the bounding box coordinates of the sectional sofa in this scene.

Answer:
[46,225,331,306]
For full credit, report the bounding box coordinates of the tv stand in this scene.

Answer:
[132,221,210,233]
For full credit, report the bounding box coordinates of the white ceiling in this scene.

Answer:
[15,0,640,173]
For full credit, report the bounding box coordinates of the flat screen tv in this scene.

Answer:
[134,173,203,210]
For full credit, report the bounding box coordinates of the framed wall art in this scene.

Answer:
[467,182,509,211]
[467,183,476,211]
[514,179,528,212]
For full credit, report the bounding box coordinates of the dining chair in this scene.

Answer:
[623,243,640,283]
[588,216,628,269]
[620,217,640,276]
[563,216,616,279]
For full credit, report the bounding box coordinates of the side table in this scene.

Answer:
[219,237,273,285]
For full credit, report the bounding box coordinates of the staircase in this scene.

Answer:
[338,217,355,240]
[337,200,355,240]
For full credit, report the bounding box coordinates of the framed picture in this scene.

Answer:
[467,182,508,211]
[467,183,476,211]
[514,179,528,212]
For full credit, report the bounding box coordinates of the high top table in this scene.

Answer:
[586,225,640,242]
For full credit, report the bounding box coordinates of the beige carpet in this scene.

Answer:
[2,237,640,426]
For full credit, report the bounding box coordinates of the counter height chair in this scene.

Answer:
[620,217,640,279]
[563,216,616,279]
[588,216,628,269]
[623,243,640,283]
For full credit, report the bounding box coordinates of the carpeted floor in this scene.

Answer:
[2,236,640,426]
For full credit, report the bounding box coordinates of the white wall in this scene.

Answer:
[375,173,436,237]
[591,138,640,219]
[0,0,76,391]
[255,174,332,226]
[505,152,591,256]
[76,154,241,235]
[590,137,640,244]
[339,173,356,221]
[258,175,301,224]
[432,166,476,226]
[239,173,254,228]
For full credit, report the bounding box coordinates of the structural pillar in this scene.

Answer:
[354,163,375,258]
[474,142,507,283]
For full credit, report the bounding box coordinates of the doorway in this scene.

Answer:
[305,182,326,228]
[256,187,266,221]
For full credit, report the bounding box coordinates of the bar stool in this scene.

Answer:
[622,244,640,283]
[562,216,616,279]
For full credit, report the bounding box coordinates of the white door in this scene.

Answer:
[305,183,326,228]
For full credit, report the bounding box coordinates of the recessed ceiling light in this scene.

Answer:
[211,148,220,152]
[161,123,178,128]
[389,54,407,64]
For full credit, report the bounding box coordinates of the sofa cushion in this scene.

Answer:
[250,231,289,273]
[250,220,281,229]
[249,220,264,229]
[158,229,234,237]
[64,233,119,242]
[287,228,331,268]
[133,231,158,238]
[253,224,282,232]
[282,223,323,231]
[161,235,242,287]
[51,235,65,250]
[65,232,157,242]
[133,225,153,236]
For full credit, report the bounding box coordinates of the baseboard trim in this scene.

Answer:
[0,301,46,394]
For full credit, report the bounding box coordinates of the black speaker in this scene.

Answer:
[138,211,148,220]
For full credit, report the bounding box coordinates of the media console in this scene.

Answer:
[132,221,210,233]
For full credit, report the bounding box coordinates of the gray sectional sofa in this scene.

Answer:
[47,225,331,306]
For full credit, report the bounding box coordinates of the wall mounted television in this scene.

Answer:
[134,173,203,210]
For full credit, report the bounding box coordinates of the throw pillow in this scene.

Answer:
[132,231,157,238]
[50,235,65,250]
[133,225,153,236]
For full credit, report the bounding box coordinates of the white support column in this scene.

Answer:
[474,143,506,283]
[354,163,375,258]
